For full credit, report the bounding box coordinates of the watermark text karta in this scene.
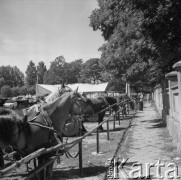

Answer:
[107,158,180,179]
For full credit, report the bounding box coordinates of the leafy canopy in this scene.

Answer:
[90,0,181,92]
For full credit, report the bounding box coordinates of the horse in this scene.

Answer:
[0,90,94,179]
[117,94,135,115]
[44,85,72,103]
[27,85,83,136]
[82,95,119,131]
[117,94,128,116]
[27,84,72,113]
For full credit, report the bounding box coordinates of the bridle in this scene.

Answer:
[70,96,85,115]
[12,94,89,154]
[12,108,60,155]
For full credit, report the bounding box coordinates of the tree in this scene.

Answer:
[44,56,66,84]
[27,86,36,95]
[37,61,47,84]
[12,66,24,87]
[0,78,4,90]
[79,58,103,83]
[89,0,173,92]
[67,59,83,83]
[0,66,24,88]
[130,0,181,80]
[43,71,51,84]
[90,0,121,41]
[106,78,126,93]
[1,85,12,98]
[25,61,37,86]
[11,87,21,97]
[19,86,28,95]
[0,66,13,87]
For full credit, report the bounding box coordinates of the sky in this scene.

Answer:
[0,0,104,74]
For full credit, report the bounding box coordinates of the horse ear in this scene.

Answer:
[22,115,28,124]
[74,87,79,93]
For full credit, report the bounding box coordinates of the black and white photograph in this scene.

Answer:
[0,0,181,179]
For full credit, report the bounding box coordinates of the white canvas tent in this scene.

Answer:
[36,83,109,98]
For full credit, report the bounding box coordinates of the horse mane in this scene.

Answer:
[0,108,22,145]
[105,96,117,103]
[83,96,105,113]
[104,96,119,111]
[45,86,72,103]
[88,95,119,112]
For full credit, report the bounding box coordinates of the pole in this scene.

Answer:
[79,123,83,177]
[96,128,99,153]
[118,112,120,125]
[36,66,39,84]
[107,121,110,140]
[79,141,83,177]
[113,115,116,130]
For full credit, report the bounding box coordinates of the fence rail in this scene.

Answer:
[0,97,137,179]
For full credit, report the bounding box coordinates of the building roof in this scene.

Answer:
[66,83,108,93]
[36,83,109,96]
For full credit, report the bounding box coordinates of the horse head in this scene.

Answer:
[105,96,119,112]
[0,107,59,158]
[0,108,26,152]
[70,90,94,115]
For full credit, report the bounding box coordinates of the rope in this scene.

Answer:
[62,117,81,159]
[58,98,136,154]
[65,149,79,159]
[86,97,132,119]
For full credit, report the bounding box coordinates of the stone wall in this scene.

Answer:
[154,61,181,155]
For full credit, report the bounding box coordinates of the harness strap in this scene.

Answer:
[27,108,58,135]
[40,107,53,127]
[28,122,57,133]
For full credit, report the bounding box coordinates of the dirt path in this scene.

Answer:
[53,112,135,180]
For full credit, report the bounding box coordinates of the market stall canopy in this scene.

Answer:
[36,83,109,97]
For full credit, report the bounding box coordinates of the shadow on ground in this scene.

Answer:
[91,127,126,133]
[53,165,107,179]
[147,118,166,129]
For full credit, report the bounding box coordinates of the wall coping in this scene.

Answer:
[165,71,177,79]
[173,61,181,71]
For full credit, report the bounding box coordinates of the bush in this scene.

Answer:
[1,85,12,98]
[19,86,28,95]
[27,86,36,95]
[11,87,21,97]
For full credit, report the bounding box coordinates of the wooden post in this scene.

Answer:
[79,122,83,177]
[107,121,110,140]
[127,103,129,115]
[43,167,46,180]
[96,128,99,153]
[79,141,83,177]
[113,115,116,130]
[118,111,120,125]
[26,157,56,180]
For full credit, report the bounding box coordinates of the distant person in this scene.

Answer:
[138,92,144,111]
